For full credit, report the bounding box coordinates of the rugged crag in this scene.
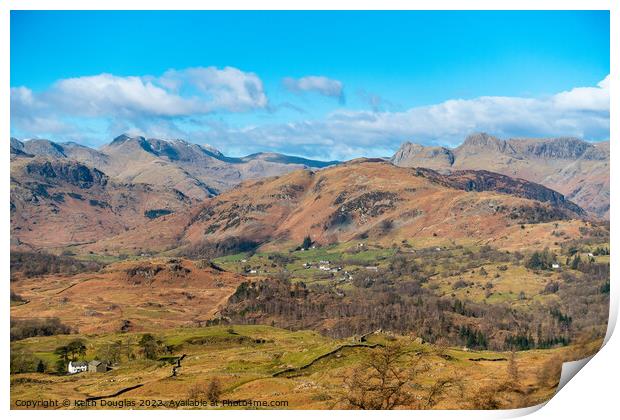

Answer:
[391,133,609,218]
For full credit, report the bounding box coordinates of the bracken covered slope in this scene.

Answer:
[87,159,585,256]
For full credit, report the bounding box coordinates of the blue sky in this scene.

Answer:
[10,10,610,160]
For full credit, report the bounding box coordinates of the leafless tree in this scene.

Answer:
[339,341,461,409]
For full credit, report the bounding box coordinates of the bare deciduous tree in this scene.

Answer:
[339,341,461,409]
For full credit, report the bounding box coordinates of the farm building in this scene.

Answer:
[67,361,88,374]
[88,360,108,373]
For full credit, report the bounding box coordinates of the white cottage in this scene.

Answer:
[68,361,88,374]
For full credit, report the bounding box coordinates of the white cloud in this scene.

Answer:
[160,67,268,112]
[196,75,610,160]
[48,73,196,117]
[10,66,270,141]
[283,75,344,102]
[552,75,610,112]
[11,66,268,121]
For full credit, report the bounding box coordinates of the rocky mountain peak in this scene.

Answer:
[110,133,141,146]
[459,132,513,154]
[390,142,454,168]
[19,139,68,158]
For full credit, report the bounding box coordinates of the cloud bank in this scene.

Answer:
[11,71,609,160]
[197,75,610,160]
[11,66,268,139]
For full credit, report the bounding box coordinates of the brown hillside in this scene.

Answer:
[10,156,193,250]
[10,258,246,334]
[87,160,584,256]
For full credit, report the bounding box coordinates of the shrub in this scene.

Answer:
[207,378,222,402]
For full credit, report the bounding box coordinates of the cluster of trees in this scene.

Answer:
[54,339,87,372]
[187,379,223,402]
[295,236,313,251]
[10,350,46,374]
[10,251,102,279]
[458,326,488,350]
[13,333,174,375]
[180,237,259,260]
[525,249,557,271]
[138,333,164,359]
[222,275,576,351]
[591,246,610,256]
[10,318,72,341]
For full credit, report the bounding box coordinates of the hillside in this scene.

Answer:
[86,159,585,256]
[10,156,192,250]
[11,135,338,200]
[391,133,609,218]
[11,258,246,334]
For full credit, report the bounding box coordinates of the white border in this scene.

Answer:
[2,1,617,419]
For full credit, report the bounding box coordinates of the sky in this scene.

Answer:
[10,10,610,160]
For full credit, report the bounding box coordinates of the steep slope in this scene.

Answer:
[10,138,32,157]
[391,133,609,218]
[10,155,192,250]
[87,160,584,256]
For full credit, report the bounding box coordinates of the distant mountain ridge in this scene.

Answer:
[391,133,609,218]
[11,135,339,200]
[10,134,595,252]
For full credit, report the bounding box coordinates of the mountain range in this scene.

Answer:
[391,133,609,218]
[10,132,608,252]
[11,135,338,200]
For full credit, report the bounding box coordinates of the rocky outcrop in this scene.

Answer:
[24,159,108,189]
[10,156,192,249]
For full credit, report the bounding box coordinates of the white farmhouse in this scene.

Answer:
[68,361,88,374]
